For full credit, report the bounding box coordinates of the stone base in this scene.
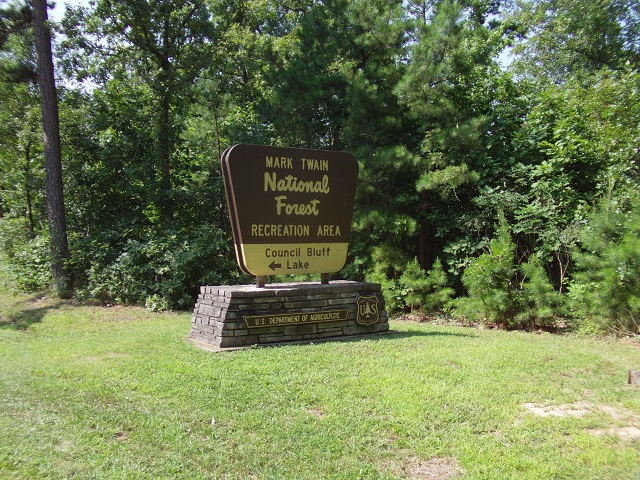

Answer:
[189,281,388,348]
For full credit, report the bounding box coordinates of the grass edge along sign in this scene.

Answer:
[221,144,359,276]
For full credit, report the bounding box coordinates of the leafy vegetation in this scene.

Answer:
[1,0,639,333]
[568,193,640,334]
[1,291,640,479]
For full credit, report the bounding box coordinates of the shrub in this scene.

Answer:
[455,214,520,326]
[399,257,453,312]
[454,214,560,328]
[76,224,246,309]
[364,242,410,313]
[519,254,561,328]
[0,217,51,292]
[569,194,640,334]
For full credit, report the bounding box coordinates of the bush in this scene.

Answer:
[364,242,410,313]
[76,224,246,309]
[454,214,559,328]
[364,242,454,314]
[455,214,520,326]
[568,194,640,334]
[0,217,51,292]
[519,254,561,328]
[399,258,453,312]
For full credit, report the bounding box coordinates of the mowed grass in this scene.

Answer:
[1,290,640,479]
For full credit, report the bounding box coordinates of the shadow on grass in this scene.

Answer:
[236,327,479,352]
[384,328,478,340]
[334,328,478,345]
[0,294,63,331]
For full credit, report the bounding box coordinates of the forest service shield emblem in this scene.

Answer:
[356,294,379,326]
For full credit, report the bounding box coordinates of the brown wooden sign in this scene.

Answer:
[221,144,359,276]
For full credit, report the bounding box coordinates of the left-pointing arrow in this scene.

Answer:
[269,261,282,271]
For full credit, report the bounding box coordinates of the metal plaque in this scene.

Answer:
[245,310,349,328]
[356,294,380,325]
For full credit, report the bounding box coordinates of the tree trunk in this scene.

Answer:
[159,92,173,225]
[418,191,427,268]
[32,0,71,295]
[24,140,35,238]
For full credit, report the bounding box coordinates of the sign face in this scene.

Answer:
[221,144,359,276]
[245,310,349,329]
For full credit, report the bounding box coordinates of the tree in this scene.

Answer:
[395,0,512,274]
[501,67,640,290]
[32,0,71,294]
[0,0,31,46]
[508,0,640,84]
[0,0,71,294]
[63,0,217,225]
[400,257,453,311]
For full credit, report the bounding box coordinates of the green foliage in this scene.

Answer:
[399,258,454,311]
[501,67,640,289]
[76,225,244,309]
[455,215,561,328]
[366,251,454,314]
[509,0,640,83]
[365,242,410,313]
[0,0,639,326]
[0,218,50,291]
[457,214,520,326]
[0,29,48,289]
[519,254,561,327]
[569,194,640,334]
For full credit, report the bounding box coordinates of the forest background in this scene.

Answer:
[0,0,639,334]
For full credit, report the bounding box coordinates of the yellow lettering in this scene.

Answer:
[264,172,330,194]
[275,196,320,216]
[250,224,310,236]
[266,156,293,168]
[316,224,341,236]
[264,171,276,191]
[301,158,329,171]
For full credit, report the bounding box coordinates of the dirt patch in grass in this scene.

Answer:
[589,426,640,440]
[401,456,464,480]
[523,402,593,418]
[307,408,324,420]
[523,402,640,440]
[398,311,572,333]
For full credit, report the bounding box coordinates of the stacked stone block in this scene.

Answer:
[190,281,388,348]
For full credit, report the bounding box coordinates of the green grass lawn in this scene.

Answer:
[1,289,639,479]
